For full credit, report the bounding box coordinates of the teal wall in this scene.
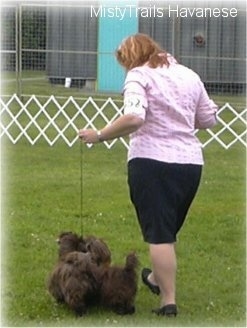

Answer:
[97,2,138,92]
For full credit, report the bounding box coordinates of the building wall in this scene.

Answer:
[45,2,246,93]
[97,2,138,92]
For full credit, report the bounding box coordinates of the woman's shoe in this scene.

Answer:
[152,304,177,317]
[141,268,160,295]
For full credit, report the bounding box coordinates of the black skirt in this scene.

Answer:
[128,158,202,244]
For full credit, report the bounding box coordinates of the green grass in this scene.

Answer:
[1,70,246,109]
[1,71,246,326]
[1,138,246,327]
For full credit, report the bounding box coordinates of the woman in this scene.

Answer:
[79,33,218,316]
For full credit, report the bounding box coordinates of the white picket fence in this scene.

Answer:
[0,94,246,149]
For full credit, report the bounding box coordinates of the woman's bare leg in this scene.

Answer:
[149,243,176,306]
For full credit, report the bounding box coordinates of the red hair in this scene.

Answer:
[116,33,169,70]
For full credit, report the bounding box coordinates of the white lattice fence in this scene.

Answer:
[0,94,246,149]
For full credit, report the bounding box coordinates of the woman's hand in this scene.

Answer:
[78,114,144,144]
[78,129,100,143]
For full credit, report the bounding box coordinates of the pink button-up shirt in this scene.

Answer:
[123,58,218,165]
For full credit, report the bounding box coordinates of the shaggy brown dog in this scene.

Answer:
[48,251,101,316]
[57,232,86,260]
[99,252,138,315]
[57,231,111,266]
[83,235,112,267]
[48,232,138,316]
[48,232,111,315]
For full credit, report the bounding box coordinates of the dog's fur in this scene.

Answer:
[48,232,138,316]
[83,235,111,267]
[57,232,111,267]
[48,251,101,316]
[57,232,86,260]
[99,252,138,315]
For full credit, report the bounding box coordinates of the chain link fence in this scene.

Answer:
[1,1,246,96]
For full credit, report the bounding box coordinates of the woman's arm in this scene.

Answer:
[195,81,218,129]
[78,114,144,144]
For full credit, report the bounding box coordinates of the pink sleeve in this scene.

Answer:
[123,69,147,97]
[195,81,218,129]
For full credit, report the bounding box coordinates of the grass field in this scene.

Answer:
[1,137,246,327]
[1,72,246,326]
[1,70,246,109]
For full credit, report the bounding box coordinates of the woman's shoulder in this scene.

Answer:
[126,66,148,81]
[129,65,148,74]
[171,62,201,80]
[166,53,178,64]
[129,54,177,74]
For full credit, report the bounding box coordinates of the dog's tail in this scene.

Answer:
[125,252,138,271]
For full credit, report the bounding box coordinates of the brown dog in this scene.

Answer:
[48,251,101,316]
[57,232,111,266]
[57,232,86,260]
[99,252,138,315]
[48,232,138,316]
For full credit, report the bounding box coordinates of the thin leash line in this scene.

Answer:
[79,140,84,237]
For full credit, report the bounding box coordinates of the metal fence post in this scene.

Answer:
[16,3,22,98]
[172,16,180,62]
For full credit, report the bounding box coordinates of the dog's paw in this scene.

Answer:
[114,305,135,315]
[74,305,87,317]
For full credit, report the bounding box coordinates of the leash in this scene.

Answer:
[79,140,84,236]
